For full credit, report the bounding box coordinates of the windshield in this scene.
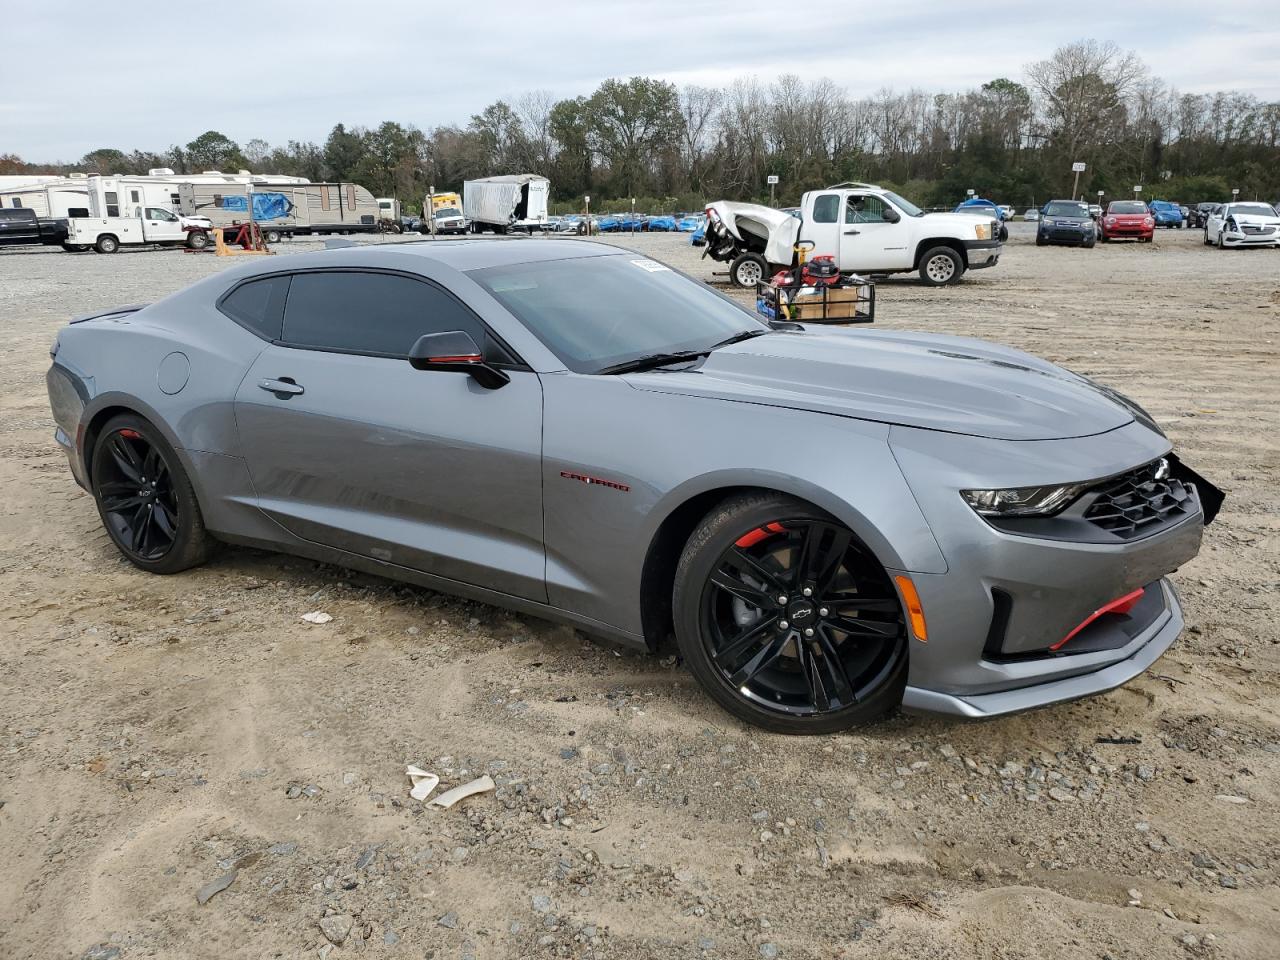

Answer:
[435,207,461,218]
[1044,202,1089,218]
[882,191,923,217]
[471,255,766,374]
[1228,204,1275,217]
[956,205,995,216]
[1108,201,1147,214]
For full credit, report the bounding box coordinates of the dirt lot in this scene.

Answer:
[1,227,1277,960]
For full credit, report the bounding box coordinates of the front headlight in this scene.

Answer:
[974,222,992,241]
[961,483,1087,517]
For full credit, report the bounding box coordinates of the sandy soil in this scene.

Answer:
[1,227,1277,960]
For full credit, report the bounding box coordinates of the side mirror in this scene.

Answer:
[408,330,510,390]
[881,206,901,223]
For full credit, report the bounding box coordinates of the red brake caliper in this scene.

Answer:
[735,521,786,549]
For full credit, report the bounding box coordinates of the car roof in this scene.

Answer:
[225,237,624,281]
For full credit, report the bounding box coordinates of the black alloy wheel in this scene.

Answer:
[674,494,907,734]
[90,415,212,573]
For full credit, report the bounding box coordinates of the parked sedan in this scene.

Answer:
[46,240,1220,733]
[1203,202,1280,248]
[1035,200,1096,247]
[1190,202,1221,229]
[1098,200,1155,243]
[1023,208,1040,222]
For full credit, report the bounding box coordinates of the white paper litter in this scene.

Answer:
[300,611,333,624]
[428,774,496,809]
[406,765,440,801]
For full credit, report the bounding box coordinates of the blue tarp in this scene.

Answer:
[215,192,293,220]
[648,216,677,231]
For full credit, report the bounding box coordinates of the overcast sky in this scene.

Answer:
[4,0,1278,161]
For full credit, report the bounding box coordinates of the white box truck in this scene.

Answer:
[462,174,549,233]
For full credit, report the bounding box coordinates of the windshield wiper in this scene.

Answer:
[597,350,711,375]
[598,329,771,376]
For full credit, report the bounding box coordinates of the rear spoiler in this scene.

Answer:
[69,304,148,324]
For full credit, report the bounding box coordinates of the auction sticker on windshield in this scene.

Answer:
[630,259,670,272]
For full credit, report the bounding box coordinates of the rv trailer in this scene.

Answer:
[177,181,379,239]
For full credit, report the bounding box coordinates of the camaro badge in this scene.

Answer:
[560,470,630,493]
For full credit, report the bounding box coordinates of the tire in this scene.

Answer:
[186,231,210,250]
[673,492,908,735]
[998,224,1008,242]
[90,415,212,574]
[918,245,963,285]
[263,229,281,244]
[1035,235,1047,247]
[1203,230,1212,246]
[729,252,767,288]
[1216,229,1225,249]
[60,243,80,253]
[1099,234,1109,243]
[1083,235,1096,249]
[94,235,119,254]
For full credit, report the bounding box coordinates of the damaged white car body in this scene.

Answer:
[1203,202,1280,248]
[701,183,1003,287]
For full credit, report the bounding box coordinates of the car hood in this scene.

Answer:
[1226,213,1280,226]
[625,329,1134,441]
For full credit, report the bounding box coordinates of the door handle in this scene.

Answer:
[843,229,860,235]
[259,377,304,397]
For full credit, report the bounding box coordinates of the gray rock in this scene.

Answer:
[760,944,779,959]
[531,894,552,913]
[1136,765,1155,782]
[81,947,121,960]
[195,869,237,905]
[698,937,716,951]
[285,784,302,799]
[268,841,297,856]
[355,846,378,871]
[301,784,322,798]
[1048,787,1076,803]
[438,911,459,928]
[1219,875,1238,889]
[319,914,354,945]
[560,748,578,760]
[383,929,400,945]
[1191,852,1217,869]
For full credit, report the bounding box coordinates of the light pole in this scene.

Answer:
[584,194,590,235]
[428,183,437,239]
[631,197,636,234]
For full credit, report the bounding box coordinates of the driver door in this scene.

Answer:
[231,269,547,602]
[837,194,906,272]
[142,207,185,242]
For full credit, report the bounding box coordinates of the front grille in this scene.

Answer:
[1083,460,1194,540]
[1240,225,1274,236]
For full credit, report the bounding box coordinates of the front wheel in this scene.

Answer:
[729,252,767,288]
[673,493,908,734]
[918,246,963,285]
[186,230,210,250]
[90,415,212,574]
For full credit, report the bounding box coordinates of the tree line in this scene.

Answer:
[3,40,1277,212]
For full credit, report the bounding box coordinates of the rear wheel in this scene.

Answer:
[673,493,907,734]
[263,229,281,244]
[89,415,212,574]
[729,252,767,288]
[94,235,119,254]
[918,246,963,285]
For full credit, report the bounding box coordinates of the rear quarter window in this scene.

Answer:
[218,275,290,340]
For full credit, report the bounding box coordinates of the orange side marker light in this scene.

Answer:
[894,575,928,642]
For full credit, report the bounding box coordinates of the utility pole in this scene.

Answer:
[428,184,437,239]
[767,174,779,207]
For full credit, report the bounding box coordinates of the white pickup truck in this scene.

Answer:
[703,182,1003,287]
[64,206,213,253]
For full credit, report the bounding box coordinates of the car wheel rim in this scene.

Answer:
[700,519,905,717]
[95,429,179,561]
[926,255,954,282]
[736,260,763,285]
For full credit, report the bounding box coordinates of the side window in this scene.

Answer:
[320,186,331,211]
[812,194,840,223]
[218,275,290,341]
[281,271,485,358]
[145,207,176,221]
[130,189,141,203]
[846,195,887,223]
[346,185,356,210]
[104,191,119,217]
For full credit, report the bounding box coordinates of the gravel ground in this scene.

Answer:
[1,227,1277,960]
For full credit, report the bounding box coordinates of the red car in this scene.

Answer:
[1099,201,1155,242]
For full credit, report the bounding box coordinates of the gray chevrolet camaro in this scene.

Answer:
[46,239,1222,734]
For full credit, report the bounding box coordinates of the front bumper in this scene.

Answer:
[903,579,1182,717]
[1221,230,1280,246]
[887,421,1209,717]
[963,238,1001,268]
[1039,226,1092,245]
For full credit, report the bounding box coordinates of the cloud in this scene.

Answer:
[5,0,1278,160]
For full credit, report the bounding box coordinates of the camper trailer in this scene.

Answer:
[463,174,550,233]
[0,175,93,218]
[177,180,380,240]
[60,175,213,253]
